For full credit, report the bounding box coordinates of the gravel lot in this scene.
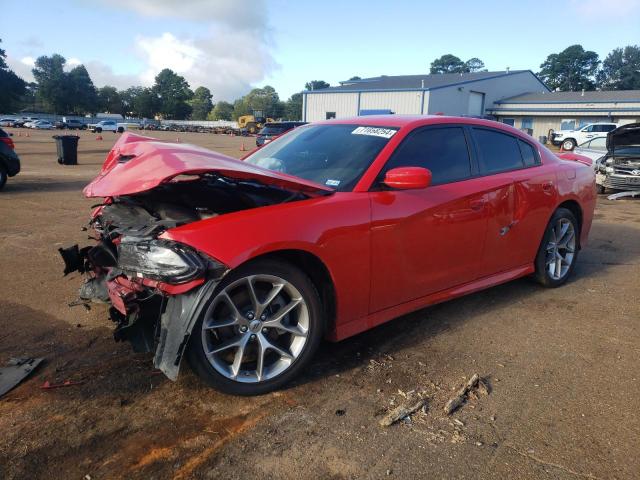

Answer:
[1,128,638,479]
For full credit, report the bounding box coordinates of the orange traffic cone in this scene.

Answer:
[26,132,30,137]
[18,132,22,137]
[176,137,180,143]
[240,142,246,152]
[96,135,103,141]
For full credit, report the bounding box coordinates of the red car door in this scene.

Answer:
[369,126,488,313]
[470,127,558,276]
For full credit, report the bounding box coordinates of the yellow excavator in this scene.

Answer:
[237,111,275,134]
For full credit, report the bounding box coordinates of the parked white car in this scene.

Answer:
[30,120,54,130]
[88,120,126,133]
[573,136,608,165]
[552,123,618,151]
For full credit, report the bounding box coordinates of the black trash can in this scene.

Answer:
[53,135,80,165]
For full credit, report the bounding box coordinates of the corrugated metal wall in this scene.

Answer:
[304,93,358,121]
[494,115,640,141]
[359,91,424,114]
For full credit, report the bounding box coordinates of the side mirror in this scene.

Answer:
[383,167,432,190]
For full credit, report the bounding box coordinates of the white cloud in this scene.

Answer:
[113,0,267,31]
[134,30,277,100]
[4,0,276,100]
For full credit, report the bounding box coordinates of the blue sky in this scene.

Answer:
[3,0,640,101]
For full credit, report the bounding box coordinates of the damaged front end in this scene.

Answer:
[597,123,640,193]
[60,133,331,380]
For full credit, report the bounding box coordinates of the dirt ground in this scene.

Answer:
[1,128,638,480]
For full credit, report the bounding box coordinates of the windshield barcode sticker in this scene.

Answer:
[351,126,397,139]
[325,179,341,187]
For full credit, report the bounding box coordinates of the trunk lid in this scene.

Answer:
[84,133,334,198]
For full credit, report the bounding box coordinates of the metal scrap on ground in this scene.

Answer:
[444,374,489,415]
[0,357,44,398]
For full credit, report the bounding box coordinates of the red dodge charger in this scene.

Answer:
[60,116,596,395]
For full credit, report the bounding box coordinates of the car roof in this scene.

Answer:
[314,115,532,137]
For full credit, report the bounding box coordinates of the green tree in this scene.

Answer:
[305,80,330,90]
[133,87,159,119]
[67,65,97,114]
[97,86,123,114]
[190,86,213,120]
[465,58,486,73]
[232,97,250,120]
[597,45,640,90]
[285,93,303,120]
[538,45,600,91]
[430,54,466,74]
[348,76,362,81]
[32,54,67,112]
[152,68,193,119]
[209,100,234,120]
[0,38,26,113]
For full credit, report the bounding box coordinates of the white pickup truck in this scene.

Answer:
[88,120,127,133]
[551,122,618,151]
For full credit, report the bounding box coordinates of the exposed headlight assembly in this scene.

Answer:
[117,239,220,284]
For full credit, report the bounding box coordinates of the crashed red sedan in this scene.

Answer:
[61,116,596,395]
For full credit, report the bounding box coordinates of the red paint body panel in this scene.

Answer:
[84,132,333,198]
[89,117,596,342]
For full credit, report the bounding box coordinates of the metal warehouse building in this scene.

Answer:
[488,90,640,139]
[302,70,548,122]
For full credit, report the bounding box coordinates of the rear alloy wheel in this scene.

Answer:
[562,138,576,151]
[534,208,579,287]
[187,259,323,395]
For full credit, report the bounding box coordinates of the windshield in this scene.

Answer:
[244,124,398,191]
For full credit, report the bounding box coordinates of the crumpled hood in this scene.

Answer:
[84,132,333,197]
[607,123,640,154]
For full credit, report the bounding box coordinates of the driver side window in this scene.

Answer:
[382,127,472,185]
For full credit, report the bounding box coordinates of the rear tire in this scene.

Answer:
[533,208,579,288]
[186,259,324,395]
[96,127,102,133]
[0,165,7,190]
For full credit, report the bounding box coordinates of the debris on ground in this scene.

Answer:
[443,374,489,415]
[41,379,84,390]
[0,357,44,398]
[379,394,427,427]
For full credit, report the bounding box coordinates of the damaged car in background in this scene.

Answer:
[61,117,596,395]
[594,123,640,197]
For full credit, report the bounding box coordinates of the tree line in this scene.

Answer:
[2,37,639,120]
[429,45,640,91]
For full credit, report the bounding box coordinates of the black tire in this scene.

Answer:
[186,258,325,395]
[0,164,7,190]
[96,127,102,133]
[561,138,576,151]
[533,208,579,288]
[117,126,124,133]
[596,184,606,194]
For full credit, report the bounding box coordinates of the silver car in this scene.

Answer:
[574,136,607,166]
[594,124,640,194]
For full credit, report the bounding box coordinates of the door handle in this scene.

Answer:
[470,199,486,211]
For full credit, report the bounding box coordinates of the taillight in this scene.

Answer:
[0,137,14,149]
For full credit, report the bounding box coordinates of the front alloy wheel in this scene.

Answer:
[187,259,323,395]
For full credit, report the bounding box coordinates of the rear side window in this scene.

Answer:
[518,140,539,167]
[473,128,524,174]
[383,127,472,185]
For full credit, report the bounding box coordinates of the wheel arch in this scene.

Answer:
[555,199,584,248]
[235,249,337,338]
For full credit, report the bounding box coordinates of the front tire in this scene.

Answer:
[186,259,324,395]
[533,208,579,287]
[562,138,576,151]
